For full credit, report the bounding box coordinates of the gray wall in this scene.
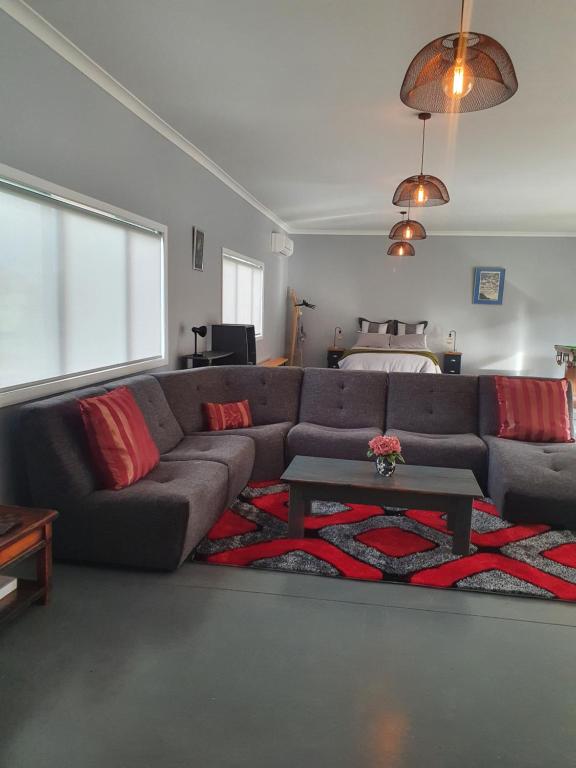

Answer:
[0,14,288,502]
[288,234,576,374]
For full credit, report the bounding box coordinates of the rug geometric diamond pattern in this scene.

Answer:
[195,481,576,602]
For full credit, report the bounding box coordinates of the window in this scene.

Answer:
[221,249,264,337]
[0,165,166,407]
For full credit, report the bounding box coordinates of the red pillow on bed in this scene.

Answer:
[203,400,253,431]
[495,376,573,443]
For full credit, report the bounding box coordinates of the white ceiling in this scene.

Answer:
[20,0,576,234]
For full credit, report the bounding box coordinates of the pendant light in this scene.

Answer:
[393,113,449,207]
[400,0,518,113]
[387,240,415,257]
[389,209,426,240]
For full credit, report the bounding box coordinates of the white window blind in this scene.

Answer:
[0,167,166,406]
[222,249,263,336]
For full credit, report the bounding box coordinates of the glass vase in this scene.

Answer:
[375,456,395,477]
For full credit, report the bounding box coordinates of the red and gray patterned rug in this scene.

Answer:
[196,481,576,601]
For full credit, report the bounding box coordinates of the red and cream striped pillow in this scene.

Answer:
[203,400,253,431]
[79,387,160,489]
[495,376,573,443]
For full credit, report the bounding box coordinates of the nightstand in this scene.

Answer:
[327,348,345,368]
[443,352,462,374]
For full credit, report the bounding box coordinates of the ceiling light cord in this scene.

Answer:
[420,118,426,175]
[457,0,466,60]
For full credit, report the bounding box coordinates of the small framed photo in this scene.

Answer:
[192,227,204,271]
[473,267,505,305]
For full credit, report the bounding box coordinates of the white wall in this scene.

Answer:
[0,13,288,502]
[288,234,576,376]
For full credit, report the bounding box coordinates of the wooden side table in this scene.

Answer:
[0,506,58,626]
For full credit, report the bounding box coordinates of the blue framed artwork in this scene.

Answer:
[473,267,505,305]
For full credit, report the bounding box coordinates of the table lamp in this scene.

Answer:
[191,325,207,356]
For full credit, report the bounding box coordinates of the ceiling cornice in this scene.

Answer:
[0,0,290,232]
[4,0,576,240]
[290,229,576,237]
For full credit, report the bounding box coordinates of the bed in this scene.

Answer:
[337,317,442,374]
[338,348,441,373]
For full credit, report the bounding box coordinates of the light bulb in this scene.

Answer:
[405,224,413,239]
[414,183,428,204]
[398,245,405,256]
[442,59,475,98]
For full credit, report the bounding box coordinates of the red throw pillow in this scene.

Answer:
[203,400,253,431]
[79,386,160,489]
[495,376,573,443]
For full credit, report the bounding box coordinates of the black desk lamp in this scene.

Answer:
[191,325,207,357]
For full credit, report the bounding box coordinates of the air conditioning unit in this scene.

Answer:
[271,232,294,258]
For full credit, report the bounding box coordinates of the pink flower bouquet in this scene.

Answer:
[367,435,404,465]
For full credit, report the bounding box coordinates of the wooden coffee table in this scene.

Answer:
[281,457,483,556]
[0,505,58,626]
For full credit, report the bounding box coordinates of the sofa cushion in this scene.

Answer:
[19,386,107,508]
[494,376,573,442]
[161,435,254,504]
[106,375,183,453]
[485,435,576,526]
[194,422,293,481]
[387,373,479,434]
[155,367,303,433]
[287,423,382,462]
[386,428,488,487]
[298,368,387,429]
[54,459,228,571]
[203,399,253,431]
[79,387,160,490]
[479,375,574,438]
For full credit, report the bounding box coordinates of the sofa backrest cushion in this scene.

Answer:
[299,368,387,429]
[479,375,574,438]
[19,386,106,508]
[387,373,479,434]
[105,375,183,453]
[155,366,304,433]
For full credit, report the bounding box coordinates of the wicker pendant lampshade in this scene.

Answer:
[400,0,518,113]
[387,241,415,257]
[393,113,449,207]
[389,210,427,240]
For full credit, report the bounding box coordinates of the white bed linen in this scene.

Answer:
[338,349,441,374]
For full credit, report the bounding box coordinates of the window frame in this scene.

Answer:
[0,162,168,408]
[221,248,264,339]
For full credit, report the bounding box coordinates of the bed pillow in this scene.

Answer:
[390,333,428,350]
[354,332,391,349]
[79,386,160,490]
[358,317,395,334]
[494,376,573,443]
[396,320,428,335]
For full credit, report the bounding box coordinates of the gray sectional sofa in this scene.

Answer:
[18,366,576,571]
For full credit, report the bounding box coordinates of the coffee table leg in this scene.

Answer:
[288,485,309,538]
[450,500,473,556]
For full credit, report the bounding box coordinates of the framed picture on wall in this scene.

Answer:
[473,267,505,305]
[192,227,204,271]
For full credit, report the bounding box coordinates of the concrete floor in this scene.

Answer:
[1,564,576,768]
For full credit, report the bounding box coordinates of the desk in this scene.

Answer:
[180,351,234,369]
